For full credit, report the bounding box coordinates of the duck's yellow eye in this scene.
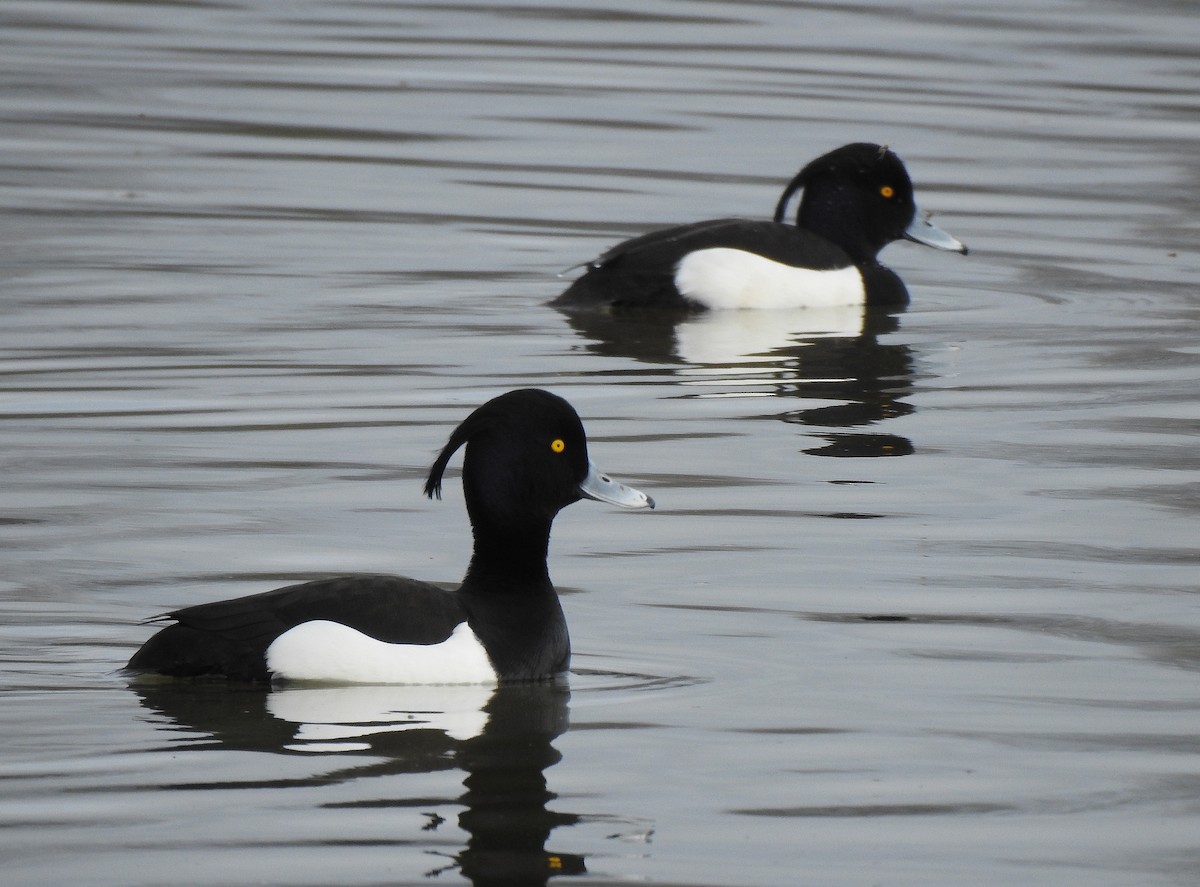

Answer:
[880,185,895,199]
[550,439,565,453]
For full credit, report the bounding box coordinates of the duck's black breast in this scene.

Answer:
[126,575,469,682]
[458,585,570,684]
[552,219,855,312]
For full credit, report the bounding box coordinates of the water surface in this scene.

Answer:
[2,1,1198,885]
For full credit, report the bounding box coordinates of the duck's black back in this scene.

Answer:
[127,575,467,681]
[553,219,853,312]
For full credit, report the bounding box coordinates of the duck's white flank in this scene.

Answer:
[265,620,498,685]
[674,248,865,310]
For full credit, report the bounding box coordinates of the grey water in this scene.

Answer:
[2,1,1198,885]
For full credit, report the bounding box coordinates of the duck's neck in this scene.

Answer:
[460,516,570,682]
[462,516,554,595]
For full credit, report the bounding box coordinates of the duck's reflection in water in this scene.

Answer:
[557,304,914,458]
[133,680,585,884]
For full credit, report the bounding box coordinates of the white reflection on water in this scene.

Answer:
[673,304,867,365]
[268,683,496,749]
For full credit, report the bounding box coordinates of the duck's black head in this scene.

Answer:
[773,143,964,264]
[424,389,652,544]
